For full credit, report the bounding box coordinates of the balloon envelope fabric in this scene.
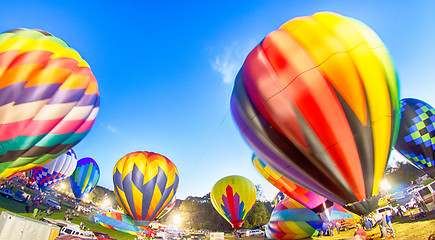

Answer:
[210,175,257,228]
[0,29,100,178]
[70,157,100,200]
[113,151,179,226]
[93,212,142,235]
[252,154,333,216]
[266,196,323,240]
[395,98,435,177]
[29,149,77,191]
[230,12,399,215]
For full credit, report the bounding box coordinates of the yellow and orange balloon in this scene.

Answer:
[210,175,256,228]
[113,151,179,226]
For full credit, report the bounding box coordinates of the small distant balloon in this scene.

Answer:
[0,29,99,178]
[70,157,100,200]
[210,175,256,228]
[29,149,77,191]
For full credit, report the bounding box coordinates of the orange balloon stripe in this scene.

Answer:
[261,29,366,201]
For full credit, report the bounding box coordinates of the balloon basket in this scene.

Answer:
[134,220,151,227]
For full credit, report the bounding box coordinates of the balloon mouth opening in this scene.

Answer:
[134,220,151,227]
[231,220,244,228]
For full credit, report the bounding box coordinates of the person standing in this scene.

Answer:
[385,214,396,238]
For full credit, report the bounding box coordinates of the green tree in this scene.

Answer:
[245,201,271,228]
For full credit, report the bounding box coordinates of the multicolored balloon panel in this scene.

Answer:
[210,175,256,228]
[267,197,323,240]
[113,151,179,225]
[230,12,399,215]
[395,98,435,177]
[0,29,100,178]
[70,157,100,200]
[93,212,142,236]
[29,149,77,191]
[252,154,332,214]
[155,196,176,220]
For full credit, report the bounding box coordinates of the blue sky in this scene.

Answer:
[1,1,434,200]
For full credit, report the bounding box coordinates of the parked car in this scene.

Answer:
[0,188,14,198]
[44,198,61,210]
[58,225,97,239]
[376,205,396,216]
[12,190,29,203]
[248,229,264,236]
[92,231,116,240]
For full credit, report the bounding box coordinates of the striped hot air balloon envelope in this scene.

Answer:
[29,148,77,191]
[252,154,333,222]
[266,196,323,240]
[210,175,257,228]
[70,157,100,201]
[113,151,179,226]
[93,212,144,236]
[230,12,400,215]
[0,29,100,178]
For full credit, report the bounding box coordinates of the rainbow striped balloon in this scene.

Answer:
[93,212,142,236]
[0,29,99,178]
[70,157,100,200]
[231,12,399,215]
[113,151,179,226]
[210,175,256,228]
[266,196,323,240]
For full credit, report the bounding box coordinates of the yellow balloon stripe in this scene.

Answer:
[0,36,88,67]
[132,182,143,220]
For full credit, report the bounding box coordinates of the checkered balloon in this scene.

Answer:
[395,98,435,177]
[29,149,77,191]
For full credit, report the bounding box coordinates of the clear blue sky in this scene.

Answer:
[1,1,434,200]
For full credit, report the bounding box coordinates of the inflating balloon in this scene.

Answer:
[93,212,144,236]
[272,191,285,208]
[230,12,400,215]
[253,154,332,221]
[210,175,256,228]
[29,149,77,191]
[70,157,100,200]
[395,98,435,177]
[113,151,179,226]
[0,29,100,178]
[266,196,323,240]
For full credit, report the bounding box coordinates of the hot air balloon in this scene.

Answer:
[253,154,333,221]
[70,157,100,200]
[0,29,100,178]
[266,196,323,240]
[93,212,145,236]
[113,151,179,226]
[210,175,256,228]
[230,12,400,215]
[29,149,77,191]
[156,196,176,220]
[395,98,435,177]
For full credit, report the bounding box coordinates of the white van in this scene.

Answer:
[376,205,395,216]
[59,225,96,239]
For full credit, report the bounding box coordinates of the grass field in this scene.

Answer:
[0,191,434,240]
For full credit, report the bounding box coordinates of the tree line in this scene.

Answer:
[159,191,272,232]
